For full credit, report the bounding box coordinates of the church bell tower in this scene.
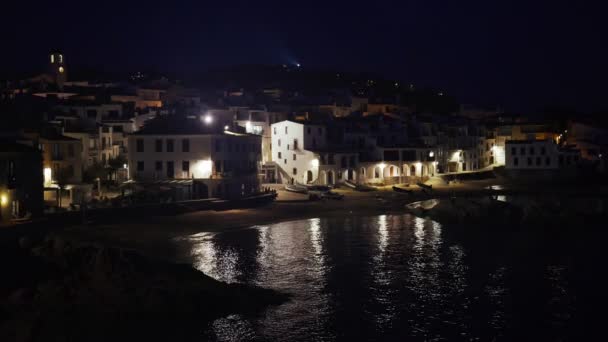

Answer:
[49,51,67,89]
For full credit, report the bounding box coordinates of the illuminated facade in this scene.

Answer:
[127,116,261,199]
[0,142,43,222]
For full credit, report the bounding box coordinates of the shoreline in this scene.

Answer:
[59,179,608,261]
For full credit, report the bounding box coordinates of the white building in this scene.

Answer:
[270,119,437,186]
[505,140,580,170]
[127,116,261,200]
[271,120,328,184]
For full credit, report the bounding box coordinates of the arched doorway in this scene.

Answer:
[374,167,381,178]
[326,171,334,185]
[422,164,428,177]
[347,169,355,181]
[306,170,313,183]
[410,165,416,177]
[389,166,396,177]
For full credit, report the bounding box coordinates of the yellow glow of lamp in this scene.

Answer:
[59,66,65,73]
[0,193,8,207]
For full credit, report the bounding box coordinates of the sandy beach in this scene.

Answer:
[59,177,608,261]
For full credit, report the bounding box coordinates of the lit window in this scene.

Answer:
[59,66,65,73]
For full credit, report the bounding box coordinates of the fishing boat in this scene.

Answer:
[344,180,374,192]
[392,186,413,194]
[321,191,344,200]
[416,182,433,190]
[284,183,308,194]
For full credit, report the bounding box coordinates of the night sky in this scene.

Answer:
[2,0,607,112]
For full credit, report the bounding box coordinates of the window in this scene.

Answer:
[278,152,282,159]
[215,160,222,173]
[559,155,564,165]
[215,140,222,152]
[293,168,297,175]
[514,157,519,166]
[313,138,317,148]
[182,161,190,173]
[520,147,525,155]
[293,154,296,161]
[284,159,287,164]
[155,139,163,152]
[182,139,190,152]
[545,157,550,166]
[278,139,281,147]
[307,127,311,134]
[511,147,516,155]
[136,139,144,152]
[527,157,532,166]
[273,127,277,135]
[341,156,347,168]
[137,161,144,171]
[68,144,75,157]
[155,161,162,171]
[166,139,174,152]
[536,157,541,166]
[285,126,288,134]
[529,147,535,155]
[541,146,546,155]
[66,165,74,177]
[166,161,174,179]
[293,139,298,150]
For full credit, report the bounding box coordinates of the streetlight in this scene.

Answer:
[202,114,213,124]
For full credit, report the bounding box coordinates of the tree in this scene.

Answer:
[83,162,109,183]
[107,155,128,181]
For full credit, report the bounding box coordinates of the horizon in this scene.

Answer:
[2,1,607,113]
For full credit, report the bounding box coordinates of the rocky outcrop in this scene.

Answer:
[0,235,288,341]
[407,197,523,225]
[407,196,608,227]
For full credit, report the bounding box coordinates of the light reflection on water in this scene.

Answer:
[180,214,583,341]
